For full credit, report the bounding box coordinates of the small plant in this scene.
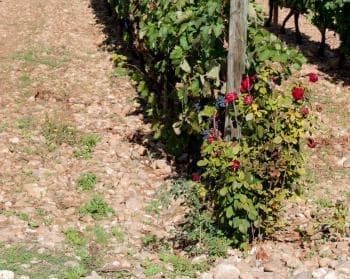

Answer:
[61,265,86,279]
[76,173,98,191]
[142,234,158,247]
[64,228,87,247]
[43,119,78,150]
[79,196,114,219]
[74,133,100,159]
[142,260,164,277]
[160,252,208,278]
[111,226,126,242]
[315,198,333,209]
[93,225,109,244]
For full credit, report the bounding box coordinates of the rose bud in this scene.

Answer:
[308,72,318,83]
[231,160,241,171]
[225,92,239,105]
[207,136,217,143]
[240,76,253,93]
[244,94,254,105]
[300,106,309,117]
[292,87,305,101]
[192,173,201,182]
[307,138,317,148]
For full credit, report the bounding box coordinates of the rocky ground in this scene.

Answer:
[0,0,349,278]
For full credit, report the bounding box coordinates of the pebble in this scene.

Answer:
[213,263,240,279]
[292,271,312,279]
[323,270,338,279]
[343,159,350,168]
[85,271,102,279]
[0,271,15,279]
[312,268,328,278]
[335,261,350,275]
[200,272,214,279]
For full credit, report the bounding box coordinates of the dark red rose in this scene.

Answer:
[308,72,318,83]
[192,173,201,182]
[231,160,241,171]
[300,106,309,117]
[225,92,239,104]
[292,87,305,101]
[240,76,253,93]
[207,136,217,143]
[307,138,317,148]
[244,94,254,105]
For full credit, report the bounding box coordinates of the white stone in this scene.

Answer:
[324,270,338,279]
[213,263,240,279]
[0,270,15,279]
[200,272,214,279]
[312,268,328,278]
[85,271,102,279]
[335,262,350,275]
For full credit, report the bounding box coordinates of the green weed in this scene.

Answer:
[143,260,164,277]
[77,173,98,191]
[111,226,126,242]
[79,196,114,219]
[93,225,109,244]
[64,228,87,247]
[74,133,100,159]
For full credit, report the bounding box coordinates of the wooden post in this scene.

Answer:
[224,0,248,141]
[273,2,279,25]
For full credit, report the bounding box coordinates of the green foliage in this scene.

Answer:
[111,226,126,242]
[43,119,78,149]
[108,0,314,247]
[109,0,305,155]
[64,228,87,247]
[93,225,109,244]
[171,181,232,258]
[76,172,98,191]
[142,234,158,247]
[74,133,100,159]
[197,67,314,246]
[43,119,100,158]
[142,260,164,277]
[79,196,115,219]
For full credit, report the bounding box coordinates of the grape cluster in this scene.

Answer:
[216,95,226,109]
[201,130,210,140]
[194,102,202,112]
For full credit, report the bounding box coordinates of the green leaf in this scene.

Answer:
[273,136,283,144]
[180,59,191,73]
[245,113,254,121]
[200,105,217,117]
[206,65,220,81]
[197,159,208,167]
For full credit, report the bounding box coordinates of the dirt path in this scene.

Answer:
[0,0,349,278]
[0,0,177,277]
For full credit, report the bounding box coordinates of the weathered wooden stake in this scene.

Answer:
[224,0,248,141]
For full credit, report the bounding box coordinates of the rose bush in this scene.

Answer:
[108,0,314,246]
[198,67,316,246]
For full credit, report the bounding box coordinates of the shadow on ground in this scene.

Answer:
[265,23,350,86]
[88,0,197,176]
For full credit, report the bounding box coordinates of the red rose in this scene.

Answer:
[307,138,317,148]
[240,76,253,93]
[308,72,318,83]
[208,136,217,143]
[292,87,305,101]
[244,95,254,105]
[300,106,309,117]
[231,160,241,171]
[192,173,201,182]
[225,92,239,104]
